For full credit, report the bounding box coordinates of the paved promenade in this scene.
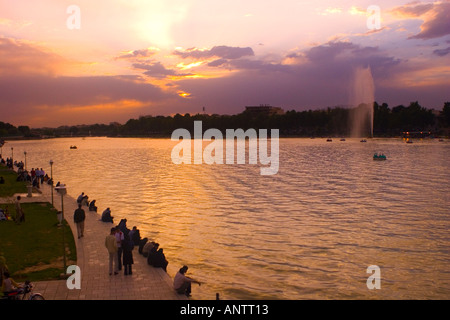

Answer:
[6,181,187,300]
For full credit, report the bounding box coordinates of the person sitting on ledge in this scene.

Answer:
[173,266,201,297]
[147,242,159,264]
[89,200,97,212]
[77,192,85,204]
[101,207,114,223]
[129,226,141,246]
[118,218,129,234]
[152,248,169,272]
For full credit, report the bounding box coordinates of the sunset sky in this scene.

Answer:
[1,0,449,127]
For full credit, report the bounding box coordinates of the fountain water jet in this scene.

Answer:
[349,66,375,138]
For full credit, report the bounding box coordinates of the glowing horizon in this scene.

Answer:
[0,0,449,127]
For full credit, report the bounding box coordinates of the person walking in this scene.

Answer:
[14,196,24,224]
[73,204,86,239]
[105,228,118,276]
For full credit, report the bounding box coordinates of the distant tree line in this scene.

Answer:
[1,101,449,139]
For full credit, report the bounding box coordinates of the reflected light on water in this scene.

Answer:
[7,137,450,300]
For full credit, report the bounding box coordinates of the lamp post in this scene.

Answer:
[50,160,54,206]
[24,151,27,171]
[11,147,13,164]
[55,184,67,271]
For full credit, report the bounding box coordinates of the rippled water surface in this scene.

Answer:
[7,137,449,299]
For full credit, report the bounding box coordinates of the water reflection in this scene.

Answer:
[6,137,450,299]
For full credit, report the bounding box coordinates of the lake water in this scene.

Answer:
[4,137,449,299]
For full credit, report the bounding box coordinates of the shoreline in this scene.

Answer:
[1,164,187,300]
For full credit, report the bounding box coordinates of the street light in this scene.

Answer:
[11,147,13,164]
[49,160,54,206]
[55,184,67,271]
[24,151,27,171]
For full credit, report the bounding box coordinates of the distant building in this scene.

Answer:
[244,105,284,115]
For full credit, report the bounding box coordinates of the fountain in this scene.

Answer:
[349,66,375,138]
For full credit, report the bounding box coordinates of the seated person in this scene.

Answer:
[89,200,97,212]
[1,272,21,298]
[147,243,159,264]
[173,266,201,297]
[0,209,6,221]
[129,226,141,246]
[138,237,148,255]
[81,195,89,206]
[0,207,9,221]
[142,240,155,257]
[77,192,85,204]
[118,219,129,234]
[152,248,168,272]
[101,208,114,223]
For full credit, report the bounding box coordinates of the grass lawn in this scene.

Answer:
[0,165,27,196]
[0,202,77,282]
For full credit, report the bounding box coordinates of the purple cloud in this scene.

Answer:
[116,48,157,60]
[174,41,406,116]
[133,62,193,78]
[433,46,450,56]
[174,45,254,60]
[408,2,450,40]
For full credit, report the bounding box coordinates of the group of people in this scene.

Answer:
[75,192,200,296]
[0,206,10,221]
[0,197,20,223]
[16,166,49,188]
[139,239,169,272]
[105,223,135,276]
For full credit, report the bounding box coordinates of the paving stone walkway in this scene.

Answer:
[3,181,187,300]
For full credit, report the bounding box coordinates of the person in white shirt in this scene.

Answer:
[173,265,201,297]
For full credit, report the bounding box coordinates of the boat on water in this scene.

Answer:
[373,153,387,161]
[70,146,78,149]
[326,138,332,142]
[360,139,367,143]
[340,138,346,141]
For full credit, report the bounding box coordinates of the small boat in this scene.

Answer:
[373,153,387,161]
[340,138,346,141]
[70,146,78,149]
[326,138,332,142]
[360,139,367,143]
[406,140,413,144]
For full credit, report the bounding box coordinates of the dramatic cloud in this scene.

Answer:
[0,38,178,126]
[173,45,254,60]
[1,1,449,127]
[410,2,450,40]
[391,1,450,40]
[174,41,407,115]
